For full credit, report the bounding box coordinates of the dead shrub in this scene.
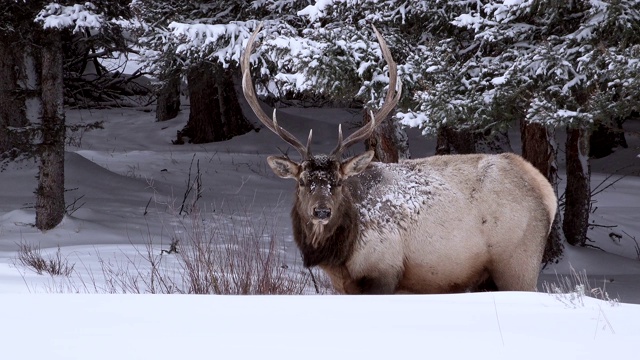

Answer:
[15,243,75,277]
[176,210,311,294]
[91,207,320,295]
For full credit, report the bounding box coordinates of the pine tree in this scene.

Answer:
[132,0,266,142]
[265,0,420,161]
[0,1,134,230]
[0,2,32,162]
[445,0,640,248]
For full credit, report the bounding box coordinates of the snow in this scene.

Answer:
[426,65,440,73]
[452,13,487,31]
[562,74,586,94]
[99,51,144,76]
[1,105,639,358]
[358,162,446,230]
[491,75,507,85]
[298,0,336,22]
[0,293,638,359]
[169,21,248,65]
[396,110,429,130]
[35,3,103,32]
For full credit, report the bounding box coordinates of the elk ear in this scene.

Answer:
[267,156,300,179]
[341,150,374,178]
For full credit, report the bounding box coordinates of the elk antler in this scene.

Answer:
[330,25,403,159]
[241,22,310,159]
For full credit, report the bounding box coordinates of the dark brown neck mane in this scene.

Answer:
[291,190,360,268]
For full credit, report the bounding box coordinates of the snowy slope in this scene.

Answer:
[0,105,639,359]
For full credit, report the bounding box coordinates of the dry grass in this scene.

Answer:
[59,207,326,295]
[15,243,75,277]
[16,196,332,295]
[168,208,315,294]
[541,266,618,307]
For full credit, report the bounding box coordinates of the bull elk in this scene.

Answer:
[241,23,557,294]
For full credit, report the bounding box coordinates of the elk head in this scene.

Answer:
[241,23,401,228]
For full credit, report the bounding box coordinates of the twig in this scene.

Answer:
[588,223,617,229]
[308,268,320,294]
[583,243,606,252]
[594,303,615,340]
[591,167,630,197]
[65,194,86,216]
[179,154,202,215]
[143,196,152,216]
[233,176,252,194]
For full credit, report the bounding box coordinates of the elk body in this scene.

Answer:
[241,24,557,294]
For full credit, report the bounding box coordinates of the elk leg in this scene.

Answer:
[345,275,399,294]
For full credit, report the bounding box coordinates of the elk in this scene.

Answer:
[241,23,557,294]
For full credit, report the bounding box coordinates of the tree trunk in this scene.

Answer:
[217,66,254,138]
[36,30,65,231]
[184,63,218,143]
[520,120,564,263]
[23,44,42,124]
[181,63,253,144]
[363,111,410,163]
[563,126,591,246]
[156,69,181,122]
[435,126,512,155]
[0,38,28,160]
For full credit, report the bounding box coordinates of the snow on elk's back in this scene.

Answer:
[355,161,448,232]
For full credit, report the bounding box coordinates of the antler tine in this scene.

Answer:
[330,25,402,159]
[241,22,309,159]
[371,25,403,123]
[306,129,313,157]
[272,110,311,158]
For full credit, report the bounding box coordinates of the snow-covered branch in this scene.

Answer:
[298,0,336,22]
[35,2,104,32]
[166,20,277,68]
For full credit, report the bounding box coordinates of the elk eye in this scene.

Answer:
[299,179,306,187]
[335,180,343,187]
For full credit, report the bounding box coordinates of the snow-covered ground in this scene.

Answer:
[0,104,639,358]
[1,292,638,359]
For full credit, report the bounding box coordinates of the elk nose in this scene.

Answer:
[313,207,332,220]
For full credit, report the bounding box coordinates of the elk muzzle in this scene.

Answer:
[313,206,332,221]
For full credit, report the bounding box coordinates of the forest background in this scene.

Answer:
[1,0,639,292]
